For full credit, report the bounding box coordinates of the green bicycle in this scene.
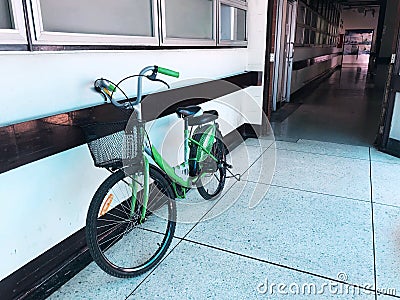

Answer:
[84,66,233,278]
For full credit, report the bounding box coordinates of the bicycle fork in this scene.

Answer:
[130,156,150,223]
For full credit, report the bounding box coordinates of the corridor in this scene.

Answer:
[272,67,383,146]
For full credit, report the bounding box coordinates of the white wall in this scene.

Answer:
[0,49,247,127]
[291,47,342,94]
[293,46,340,62]
[247,0,268,72]
[0,2,269,281]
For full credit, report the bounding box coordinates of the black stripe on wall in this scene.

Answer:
[292,52,343,71]
[0,71,262,174]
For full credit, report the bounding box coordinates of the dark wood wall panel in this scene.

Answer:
[0,71,261,174]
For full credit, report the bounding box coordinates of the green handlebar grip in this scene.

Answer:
[99,79,116,92]
[106,82,116,92]
[157,66,180,78]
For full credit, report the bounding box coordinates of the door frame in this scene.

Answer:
[284,0,297,103]
[378,20,400,156]
[271,0,286,112]
[271,0,297,111]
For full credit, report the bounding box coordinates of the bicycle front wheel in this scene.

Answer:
[86,167,176,278]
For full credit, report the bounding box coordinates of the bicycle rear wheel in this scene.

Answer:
[86,167,176,278]
[196,129,226,200]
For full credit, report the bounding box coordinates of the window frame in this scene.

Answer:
[218,0,248,46]
[0,0,27,45]
[295,0,340,48]
[29,0,160,46]
[159,0,217,46]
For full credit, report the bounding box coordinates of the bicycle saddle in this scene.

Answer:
[188,110,218,126]
[176,105,202,118]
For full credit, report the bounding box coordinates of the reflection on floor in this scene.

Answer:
[272,67,383,146]
[48,139,400,299]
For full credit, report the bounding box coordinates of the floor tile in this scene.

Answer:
[227,143,268,176]
[186,183,375,287]
[248,147,371,201]
[378,294,399,300]
[245,137,275,148]
[167,181,240,237]
[371,161,400,207]
[374,203,400,297]
[47,238,180,300]
[129,240,375,299]
[370,148,400,165]
[275,139,370,160]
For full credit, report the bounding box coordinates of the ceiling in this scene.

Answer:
[336,0,383,8]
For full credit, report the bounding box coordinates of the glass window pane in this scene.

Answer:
[0,0,13,29]
[304,29,310,45]
[310,30,316,45]
[305,9,312,25]
[221,5,246,41]
[297,5,305,24]
[295,27,304,44]
[311,13,317,28]
[40,0,153,36]
[165,0,213,39]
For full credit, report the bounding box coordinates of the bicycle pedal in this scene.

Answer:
[224,162,233,169]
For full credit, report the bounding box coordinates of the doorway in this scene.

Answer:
[343,29,374,66]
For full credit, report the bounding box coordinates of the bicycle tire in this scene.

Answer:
[86,166,176,278]
[194,128,226,200]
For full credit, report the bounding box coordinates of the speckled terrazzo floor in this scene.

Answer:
[48,139,400,300]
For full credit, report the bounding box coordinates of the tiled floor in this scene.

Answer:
[49,139,400,299]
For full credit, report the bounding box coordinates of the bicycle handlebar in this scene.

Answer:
[94,65,180,110]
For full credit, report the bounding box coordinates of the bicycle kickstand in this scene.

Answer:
[223,162,241,182]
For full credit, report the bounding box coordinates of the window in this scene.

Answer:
[315,32,320,45]
[295,27,304,45]
[310,30,316,45]
[219,1,247,45]
[161,0,216,45]
[297,4,306,24]
[0,0,26,44]
[311,13,317,29]
[30,0,159,45]
[304,29,310,45]
[296,0,340,47]
[305,9,312,25]
[0,0,12,29]
[0,0,247,49]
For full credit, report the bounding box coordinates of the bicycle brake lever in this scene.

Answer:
[146,75,170,89]
[92,82,108,102]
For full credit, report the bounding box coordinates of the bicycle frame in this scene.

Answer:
[105,65,220,222]
[150,124,218,188]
